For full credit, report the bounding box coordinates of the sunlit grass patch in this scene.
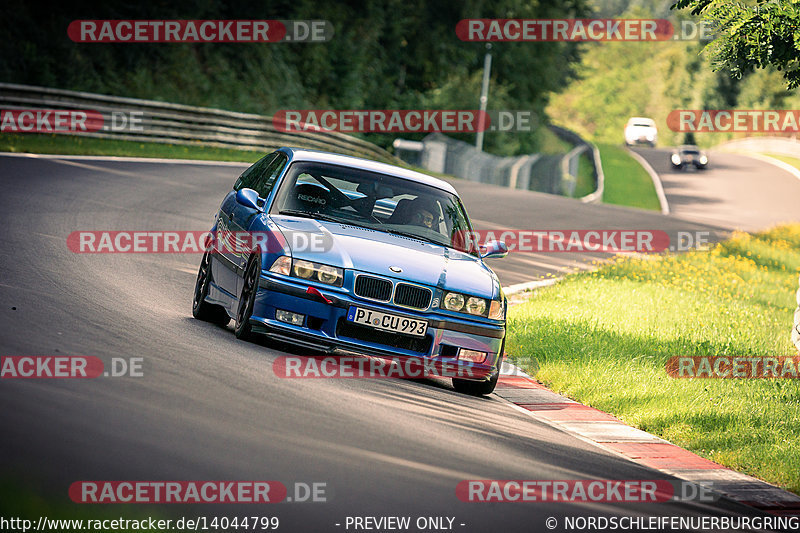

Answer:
[507,224,800,493]
[596,144,661,211]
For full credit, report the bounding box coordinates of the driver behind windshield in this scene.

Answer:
[272,162,478,253]
[408,197,439,231]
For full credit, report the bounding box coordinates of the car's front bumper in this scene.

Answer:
[250,274,505,381]
[674,157,706,168]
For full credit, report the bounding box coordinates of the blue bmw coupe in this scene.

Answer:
[192,147,508,395]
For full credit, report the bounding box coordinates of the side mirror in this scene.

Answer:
[236,188,263,211]
[480,240,508,259]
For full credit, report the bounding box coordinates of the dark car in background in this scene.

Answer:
[671,145,708,170]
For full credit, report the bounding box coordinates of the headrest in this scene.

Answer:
[291,183,331,212]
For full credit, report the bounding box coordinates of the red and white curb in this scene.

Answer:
[496,361,800,516]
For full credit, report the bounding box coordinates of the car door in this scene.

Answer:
[213,153,277,295]
[231,152,289,298]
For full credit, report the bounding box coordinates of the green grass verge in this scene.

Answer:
[0,477,171,531]
[596,143,661,211]
[0,133,455,182]
[0,133,267,163]
[507,224,800,494]
[537,128,573,155]
[572,152,597,198]
[763,153,800,171]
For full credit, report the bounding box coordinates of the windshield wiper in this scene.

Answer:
[278,209,347,224]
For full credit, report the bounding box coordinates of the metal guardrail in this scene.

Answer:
[582,142,605,204]
[560,144,590,197]
[549,125,604,203]
[0,83,398,163]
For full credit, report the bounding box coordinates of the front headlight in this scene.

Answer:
[465,297,486,316]
[292,259,343,287]
[699,155,708,165]
[441,292,489,317]
[443,292,465,311]
[293,260,315,279]
[317,264,343,285]
[268,256,343,286]
[671,154,681,165]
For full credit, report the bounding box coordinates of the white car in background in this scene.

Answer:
[624,117,658,147]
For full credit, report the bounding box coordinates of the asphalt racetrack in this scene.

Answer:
[1,152,798,531]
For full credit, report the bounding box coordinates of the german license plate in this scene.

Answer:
[347,307,427,337]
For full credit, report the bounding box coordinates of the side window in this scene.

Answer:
[252,153,288,198]
[234,153,277,191]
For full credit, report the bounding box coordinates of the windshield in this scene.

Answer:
[270,161,477,255]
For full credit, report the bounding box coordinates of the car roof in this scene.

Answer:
[678,145,701,150]
[277,147,458,195]
[627,117,655,124]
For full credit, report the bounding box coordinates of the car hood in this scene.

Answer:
[271,216,499,298]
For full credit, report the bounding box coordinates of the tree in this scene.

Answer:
[671,0,800,89]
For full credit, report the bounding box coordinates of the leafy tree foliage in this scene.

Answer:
[0,0,591,154]
[672,0,800,88]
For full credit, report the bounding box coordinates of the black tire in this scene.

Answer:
[235,254,260,341]
[453,370,499,396]
[192,251,230,326]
